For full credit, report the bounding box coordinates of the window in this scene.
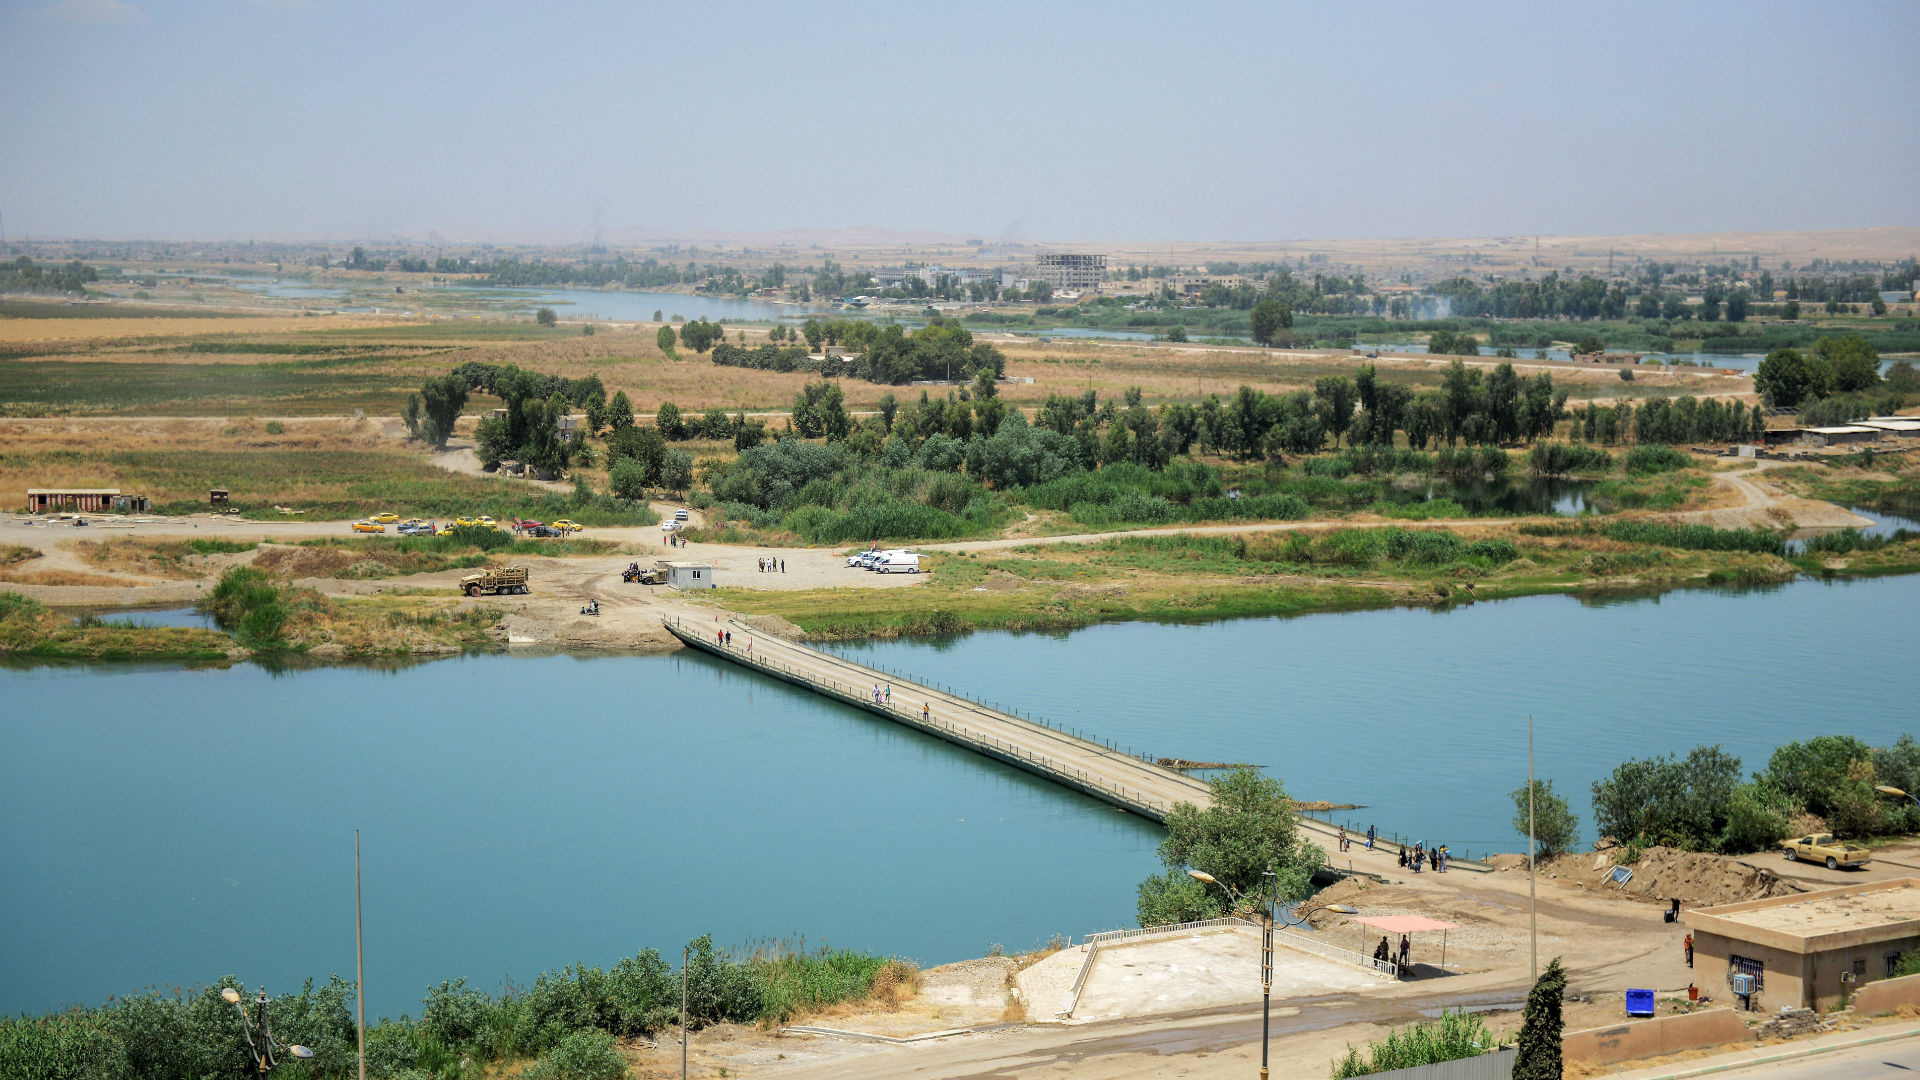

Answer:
[1890,954,1905,978]
[1728,955,1765,989]
[1853,959,1867,978]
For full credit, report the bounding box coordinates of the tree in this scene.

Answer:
[583,397,607,437]
[535,307,558,327]
[1249,299,1293,346]
[1165,325,1188,343]
[1573,332,1606,357]
[1511,779,1578,858]
[801,318,825,351]
[1753,348,1829,408]
[1314,376,1357,447]
[1591,745,1743,852]
[1512,958,1567,1080]
[1725,292,1749,322]
[418,374,468,449]
[605,390,634,432]
[679,318,722,353]
[1814,334,1881,393]
[402,392,422,439]
[608,459,648,500]
[876,392,898,433]
[608,425,666,486]
[1783,300,1801,320]
[734,416,765,452]
[660,449,694,492]
[655,401,684,440]
[1136,766,1324,926]
[656,325,677,356]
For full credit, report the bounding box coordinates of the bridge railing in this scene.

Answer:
[668,619,1181,820]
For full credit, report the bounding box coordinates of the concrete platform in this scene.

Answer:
[1067,926,1382,1023]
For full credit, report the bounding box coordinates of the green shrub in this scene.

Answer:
[1331,1010,1496,1077]
[1600,521,1784,555]
[1528,442,1612,476]
[523,1029,628,1080]
[1466,538,1519,565]
[1624,445,1690,475]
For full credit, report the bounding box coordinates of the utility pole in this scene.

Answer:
[1528,715,1538,983]
[681,946,690,1080]
[355,830,366,1080]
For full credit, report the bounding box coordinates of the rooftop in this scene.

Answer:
[27,488,121,495]
[1691,878,1920,951]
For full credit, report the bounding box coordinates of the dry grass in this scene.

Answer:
[71,538,251,579]
[0,566,146,587]
[0,314,407,345]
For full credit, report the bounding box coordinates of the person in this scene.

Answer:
[1684,932,1694,968]
[1374,938,1390,963]
[724,630,731,646]
[717,629,724,645]
[1366,825,1375,851]
[1398,846,1408,869]
[873,684,882,705]
[780,558,786,573]
[1413,847,1424,874]
[1438,846,1448,873]
[884,683,891,705]
[1398,935,1410,969]
[1666,898,1681,924]
[923,703,931,722]
[1338,826,1348,852]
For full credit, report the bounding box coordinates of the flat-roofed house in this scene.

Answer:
[1688,878,1920,1012]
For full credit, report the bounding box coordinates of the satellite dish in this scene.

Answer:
[221,988,242,1004]
[289,1046,314,1059]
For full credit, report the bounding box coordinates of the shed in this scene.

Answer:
[1860,418,1920,437]
[209,488,231,508]
[664,561,717,590]
[27,488,122,513]
[1805,425,1882,447]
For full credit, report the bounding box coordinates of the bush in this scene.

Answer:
[443,523,510,551]
[201,566,293,649]
[1528,442,1612,476]
[523,1029,628,1080]
[1331,1011,1496,1078]
[1600,521,1784,555]
[1624,445,1690,475]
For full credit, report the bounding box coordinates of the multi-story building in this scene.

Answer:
[1035,252,1107,292]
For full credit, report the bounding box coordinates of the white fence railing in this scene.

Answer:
[1081,916,1258,949]
[1270,923,1397,978]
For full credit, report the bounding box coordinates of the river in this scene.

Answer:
[5,575,1917,1018]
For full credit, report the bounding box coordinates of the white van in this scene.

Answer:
[875,551,920,574]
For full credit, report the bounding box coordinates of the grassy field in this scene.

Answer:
[717,522,1823,638]
[0,418,656,524]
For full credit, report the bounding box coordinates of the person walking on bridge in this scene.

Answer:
[1366,825,1375,851]
[884,683,891,706]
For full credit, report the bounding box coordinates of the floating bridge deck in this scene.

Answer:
[664,616,1211,821]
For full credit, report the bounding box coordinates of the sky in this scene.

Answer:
[3,0,1917,245]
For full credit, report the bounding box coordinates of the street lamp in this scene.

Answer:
[1876,785,1920,807]
[220,986,313,1072]
[1188,868,1352,1080]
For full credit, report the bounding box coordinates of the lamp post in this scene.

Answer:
[220,986,314,1073]
[1187,868,1356,1080]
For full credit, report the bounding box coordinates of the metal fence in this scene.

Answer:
[1082,916,1258,949]
[1353,1049,1513,1080]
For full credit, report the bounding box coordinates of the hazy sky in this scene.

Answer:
[4,0,1917,244]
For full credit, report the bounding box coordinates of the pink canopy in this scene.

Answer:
[1352,915,1461,933]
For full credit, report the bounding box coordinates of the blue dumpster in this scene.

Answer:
[1626,988,1656,1017]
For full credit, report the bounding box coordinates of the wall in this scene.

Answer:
[1851,971,1920,1015]
[1693,930,1809,1012]
[1562,1010,1751,1066]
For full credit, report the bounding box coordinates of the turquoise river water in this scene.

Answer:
[4,574,1916,1017]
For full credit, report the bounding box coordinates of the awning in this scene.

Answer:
[1352,915,1461,933]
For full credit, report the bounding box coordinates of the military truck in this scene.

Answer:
[622,562,665,585]
[459,566,529,596]
[1783,834,1872,870]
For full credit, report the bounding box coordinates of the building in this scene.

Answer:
[1688,878,1920,1012]
[1804,425,1883,447]
[1034,252,1108,292]
[663,561,716,590]
[25,488,149,514]
[1860,417,1920,438]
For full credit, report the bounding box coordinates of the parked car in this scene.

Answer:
[477,516,498,528]
[551,519,584,532]
[397,523,433,536]
[351,520,384,533]
[371,512,400,524]
[661,520,683,532]
[527,525,563,538]
[453,516,480,528]
[674,509,690,522]
[1784,834,1872,870]
[876,552,921,574]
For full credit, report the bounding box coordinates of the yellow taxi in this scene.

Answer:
[401,518,426,528]
[453,516,480,528]
[551,519,584,533]
[477,516,498,528]
[371,512,400,524]
[351,520,384,533]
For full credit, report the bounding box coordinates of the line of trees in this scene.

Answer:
[0,255,99,294]
[1753,334,1883,408]
[1581,735,1920,855]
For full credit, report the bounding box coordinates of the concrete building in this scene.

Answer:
[25,488,149,513]
[1035,252,1108,292]
[663,561,716,590]
[1860,417,1920,438]
[1687,878,1920,1012]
